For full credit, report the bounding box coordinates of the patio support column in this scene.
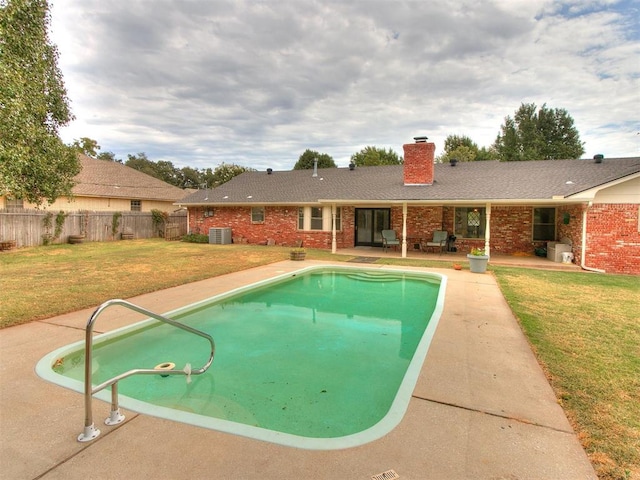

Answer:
[484,203,491,256]
[331,204,337,254]
[401,203,408,258]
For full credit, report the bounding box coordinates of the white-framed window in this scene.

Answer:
[251,206,265,223]
[310,207,323,230]
[454,207,486,238]
[297,206,342,231]
[533,207,556,241]
[130,200,141,211]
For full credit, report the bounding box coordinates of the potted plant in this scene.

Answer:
[467,247,489,273]
[289,247,306,261]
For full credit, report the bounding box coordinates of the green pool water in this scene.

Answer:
[38,265,446,449]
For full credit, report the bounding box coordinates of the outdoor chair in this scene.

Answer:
[422,230,448,254]
[381,230,400,252]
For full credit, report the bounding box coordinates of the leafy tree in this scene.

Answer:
[476,146,497,162]
[178,166,202,189]
[0,0,80,206]
[71,137,100,157]
[293,149,336,169]
[200,167,215,188]
[125,154,183,186]
[96,151,122,163]
[118,152,256,189]
[350,146,403,166]
[210,163,255,187]
[125,153,158,177]
[493,103,584,161]
[437,134,498,163]
[154,160,180,185]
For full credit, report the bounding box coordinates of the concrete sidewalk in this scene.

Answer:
[0,261,596,479]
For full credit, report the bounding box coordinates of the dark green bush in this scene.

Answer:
[182,233,209,243]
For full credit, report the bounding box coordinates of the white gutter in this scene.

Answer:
[580,202,605,273]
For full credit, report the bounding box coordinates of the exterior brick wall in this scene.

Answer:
[188,202,640,274]
[189,205,352,249]
[556,204,584,265]
[584,204,640,275]
[391,206,443,243]
[442,206,545,254]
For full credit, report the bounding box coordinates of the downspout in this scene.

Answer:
[580,202,605,273]
[401,203,408,258]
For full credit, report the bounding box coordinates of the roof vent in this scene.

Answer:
[450,158,458,167]
[349,162,355,171]
[593,154,604,163]
[413,136,428,143]
[312,159,318,177]
[267,168,273,174]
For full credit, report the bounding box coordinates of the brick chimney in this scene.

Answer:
[403,136,435,185]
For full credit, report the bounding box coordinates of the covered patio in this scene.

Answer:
[337,244,582,271]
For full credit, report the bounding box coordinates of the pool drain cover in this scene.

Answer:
[371,470,399,480]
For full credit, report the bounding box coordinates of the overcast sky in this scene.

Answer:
[50,0,639,171]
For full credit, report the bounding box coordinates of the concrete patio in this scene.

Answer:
[0,260,595,479]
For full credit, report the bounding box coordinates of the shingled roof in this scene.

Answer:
[74,154,187,202]
[178,157,640,206]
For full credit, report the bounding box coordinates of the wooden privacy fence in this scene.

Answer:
[0,210,187,248]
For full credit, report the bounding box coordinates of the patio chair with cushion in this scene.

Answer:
[381,230,400,252]
[422,230,448,254]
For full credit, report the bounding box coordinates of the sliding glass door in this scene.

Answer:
[355,208,390,246]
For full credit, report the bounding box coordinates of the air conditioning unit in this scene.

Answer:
[209,227,232,245]
[547,240,571,263]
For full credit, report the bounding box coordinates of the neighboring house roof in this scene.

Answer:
[177,157,640,206]
[74,154,187,202]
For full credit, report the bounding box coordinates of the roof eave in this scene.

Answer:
[564,171,640,200]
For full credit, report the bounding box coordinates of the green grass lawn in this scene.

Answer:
[1,242,638,479]
[492,267,639,480]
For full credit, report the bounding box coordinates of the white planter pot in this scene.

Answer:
[467,254,489,273]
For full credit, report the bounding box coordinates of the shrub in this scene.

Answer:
[182,233,209,243]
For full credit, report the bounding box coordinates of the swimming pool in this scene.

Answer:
[37,265,446,450]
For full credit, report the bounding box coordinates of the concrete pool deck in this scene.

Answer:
[0,261,596,479]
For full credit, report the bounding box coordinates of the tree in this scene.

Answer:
[71,137,100,157]
[125,153,158,177]
[178,166,202,189]
[154,160,180,185]
[210,163,255,187]
[0,0,80,206]
[293,149,336,169]
[350,146,403,166]
[96,151,121,163]
[436,134,498,163]
[493,103,585,161]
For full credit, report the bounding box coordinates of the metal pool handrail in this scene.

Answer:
[77,299,215,442]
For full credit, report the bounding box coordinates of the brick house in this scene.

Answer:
[177,138,640,275]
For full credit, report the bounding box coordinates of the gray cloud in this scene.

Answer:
[52,0,639,170]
